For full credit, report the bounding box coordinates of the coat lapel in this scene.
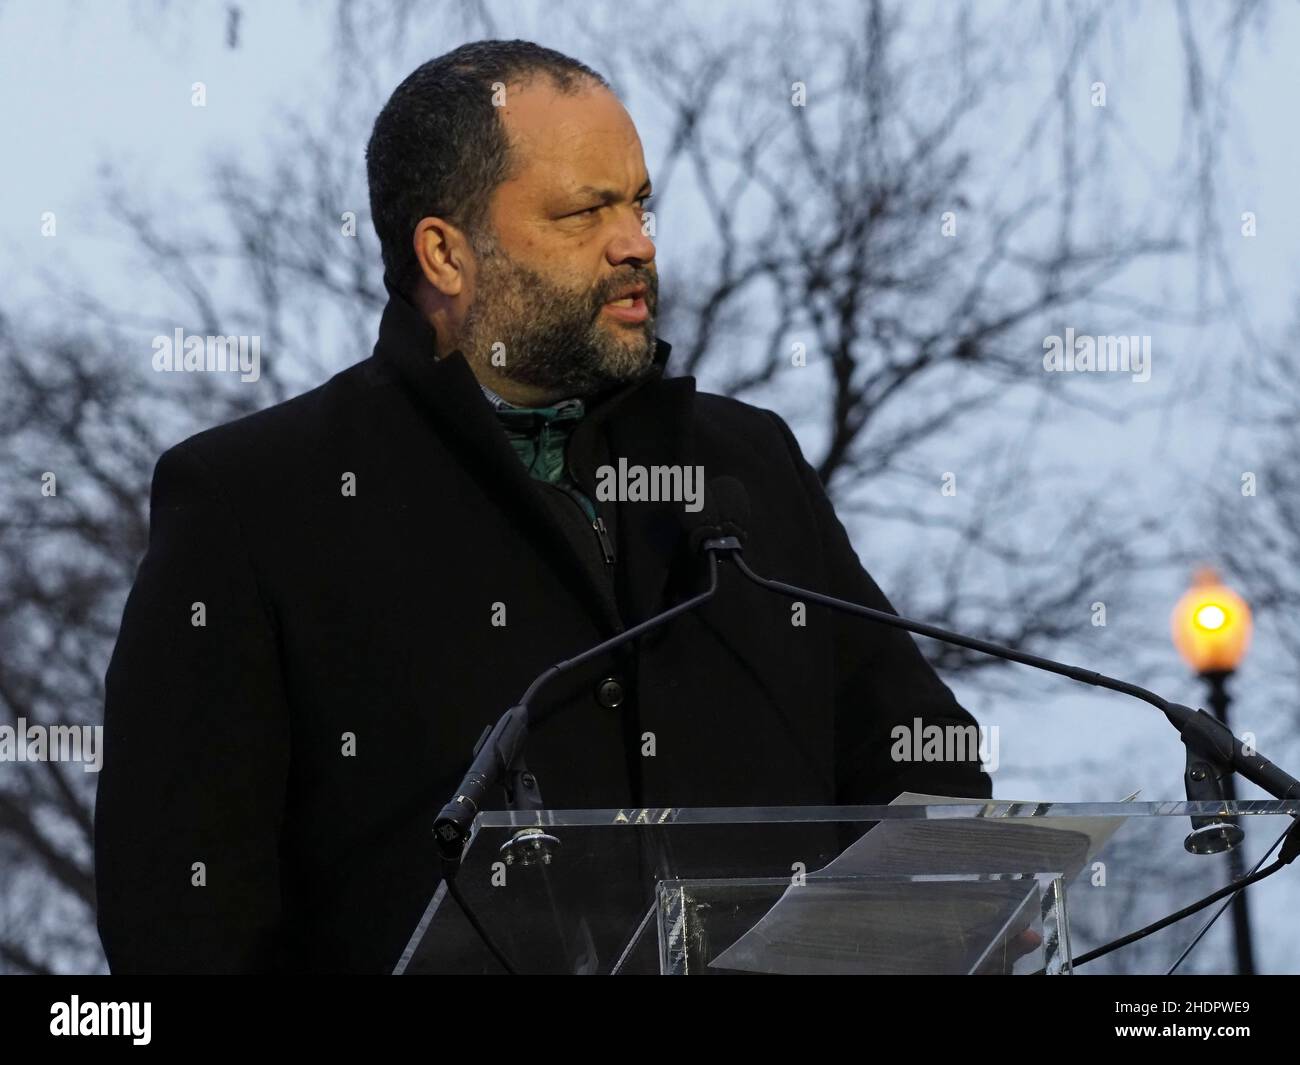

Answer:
[570,373,698,626]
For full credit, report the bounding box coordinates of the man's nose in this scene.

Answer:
[606,205,656,266]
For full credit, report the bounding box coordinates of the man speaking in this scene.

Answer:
[94,39,991,974]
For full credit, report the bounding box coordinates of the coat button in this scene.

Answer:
[595,676,625,709]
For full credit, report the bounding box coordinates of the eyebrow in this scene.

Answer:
[569,178,654,204]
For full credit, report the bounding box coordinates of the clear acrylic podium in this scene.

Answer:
[394,800,1300,975]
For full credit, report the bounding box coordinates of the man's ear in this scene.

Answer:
[413,216,469,297]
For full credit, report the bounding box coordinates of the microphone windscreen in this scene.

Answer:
[683,477,721,553]
[708,476,751,542]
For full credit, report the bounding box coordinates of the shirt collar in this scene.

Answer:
[477,380,514,410]
[479,379,584,419]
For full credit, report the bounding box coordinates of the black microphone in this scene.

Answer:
[709,477,1300,849]
[434,496,737,866]
[709,475,751,536]
[686,475,750,554]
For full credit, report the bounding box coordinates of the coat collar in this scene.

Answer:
[371,281,697,634]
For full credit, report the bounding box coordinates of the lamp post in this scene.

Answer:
[1171,566,1255,975]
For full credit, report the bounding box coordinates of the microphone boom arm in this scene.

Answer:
[720,548,1300,812]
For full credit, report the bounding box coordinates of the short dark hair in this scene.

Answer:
[366,40,610,296]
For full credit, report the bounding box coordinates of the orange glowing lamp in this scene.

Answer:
[1171,567,1252,675]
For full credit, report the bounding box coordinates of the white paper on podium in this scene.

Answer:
[707,791,1137,974]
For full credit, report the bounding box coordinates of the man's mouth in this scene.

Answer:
[602,284,650,323]
[602,295,648,323]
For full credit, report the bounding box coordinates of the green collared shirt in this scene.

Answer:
[479,382,597,519]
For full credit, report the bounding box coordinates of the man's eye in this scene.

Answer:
[565,198,652,219]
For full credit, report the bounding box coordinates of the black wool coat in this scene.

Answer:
[94,288,992,974]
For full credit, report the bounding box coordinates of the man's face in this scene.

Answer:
[455,80,659,401]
